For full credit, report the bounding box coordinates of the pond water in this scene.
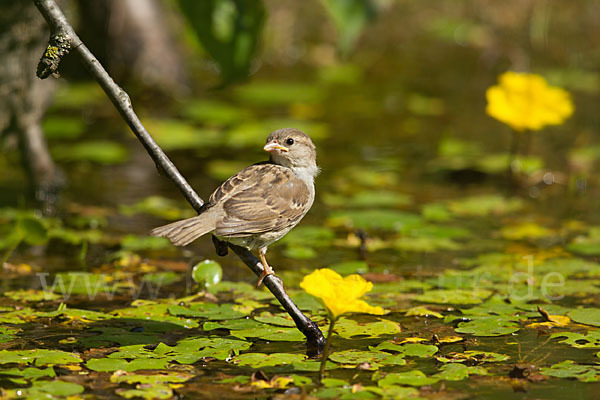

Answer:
[2,1,600,399]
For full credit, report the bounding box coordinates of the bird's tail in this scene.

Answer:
[150,213,216,246]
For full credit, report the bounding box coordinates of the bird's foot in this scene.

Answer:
[256,265,274,287]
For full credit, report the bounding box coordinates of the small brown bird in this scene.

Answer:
[151,128,318,286]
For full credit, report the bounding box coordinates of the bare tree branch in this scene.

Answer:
[32,0,325,350]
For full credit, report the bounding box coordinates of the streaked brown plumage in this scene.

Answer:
[151,128,318,285]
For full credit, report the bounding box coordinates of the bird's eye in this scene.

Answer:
[285,138,294,146]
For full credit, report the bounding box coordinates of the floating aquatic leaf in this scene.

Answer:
[232,352,306,368]
[52,140,129,164]
[168,302,248,320]
[541,360,600,382]
[192,260,223,287]
[0,326,18,343]
[283,245,317,259]
[422,203,453,222]
[369,342,438,358]
[121,235,172,251]
[0,349,82,366]
[328,349,406,369]
[377,370,438,387]
[454,316,520,336]
[234,81,324,106]
[434,363,488,381]
[229,324,306,342]
[253,311,296,327]
[114,304,199,329]
[334,317,399,338]
[110,370,193,384]
[447,195,523,217]
[568,227,600,256]
[181,99,251,126]
[405,305,443,318]
[0,367,56,384]
[500,222,555,240]
[435,350,510,363]
[278,225,336,248]
[144,118,223,150]
[2,380,84,399]
[119,196,195,220]
[567,308,600,327]
[322,190,412,208]
[327,209,423,231]
[551,331,600,349]
[329,260,369,275]
[414,289,492,305]
[86,357,169,372]
[203,318,264,331]
[43,115,85,140]
[3,289,60,302]
[116,384,174,400]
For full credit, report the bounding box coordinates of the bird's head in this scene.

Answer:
[264,128,317,171]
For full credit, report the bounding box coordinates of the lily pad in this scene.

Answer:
[551,331,600,349]
[541,360,600,382]
[328,349,406,369]
[435,350,510,363]
[327,209,423,231]
[168,302,248,320]
[232,352,306,368]
[52,140,129,164]
[454,316,520,336]
[335,317,401,338]
[567,308,600,327]
[377,370,438,387]
[414,289,492,305]
[0,349,82,366]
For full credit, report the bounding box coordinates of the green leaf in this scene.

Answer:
[434,363,488,381]
[551,331,600,348]
[454,316,520,336]
[435,350,510,363]
[18,216,48,246]
[110,370,193,384]
[414,289,492,305]
[232,353,306,368]
[0,349,82,366]
[329,260,369,275]
[181,99,251,126]
[178,0,265,83]
[43,115,85,140]
[322,190,412,208]
[230,324,306,342]
[327,209,423,231]
[320,0,376,55]
[447,195,523,217]
[168,302,248,320]
[3,380,84,398]
[253,311,296,327]
[335,317,401,338]
[192,260,223,287]
[121,235,172,251]
[328,350,406,369]
[119,196,195,220]
[86,357,169,372]
[567,308,600,327]
[541,360,600,382]
[52,140,129,164]
[377,370,438,387]
[144,118,223,150]
[369,342,438,358]
[234,81,324,106]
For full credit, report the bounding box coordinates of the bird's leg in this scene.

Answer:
[256,247,275,287]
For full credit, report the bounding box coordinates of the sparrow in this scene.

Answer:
[151,128,319,286]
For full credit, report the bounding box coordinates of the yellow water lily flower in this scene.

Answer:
[300,268,384,319]
[486,71,574,131]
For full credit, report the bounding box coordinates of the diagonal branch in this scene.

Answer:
[32,0,324,350]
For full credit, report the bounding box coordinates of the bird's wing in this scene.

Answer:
[210,163,312,237]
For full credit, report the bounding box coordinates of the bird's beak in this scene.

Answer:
[263,141,289,153]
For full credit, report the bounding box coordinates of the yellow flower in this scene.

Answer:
[486,71,574,131]
[300,268,384,319]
